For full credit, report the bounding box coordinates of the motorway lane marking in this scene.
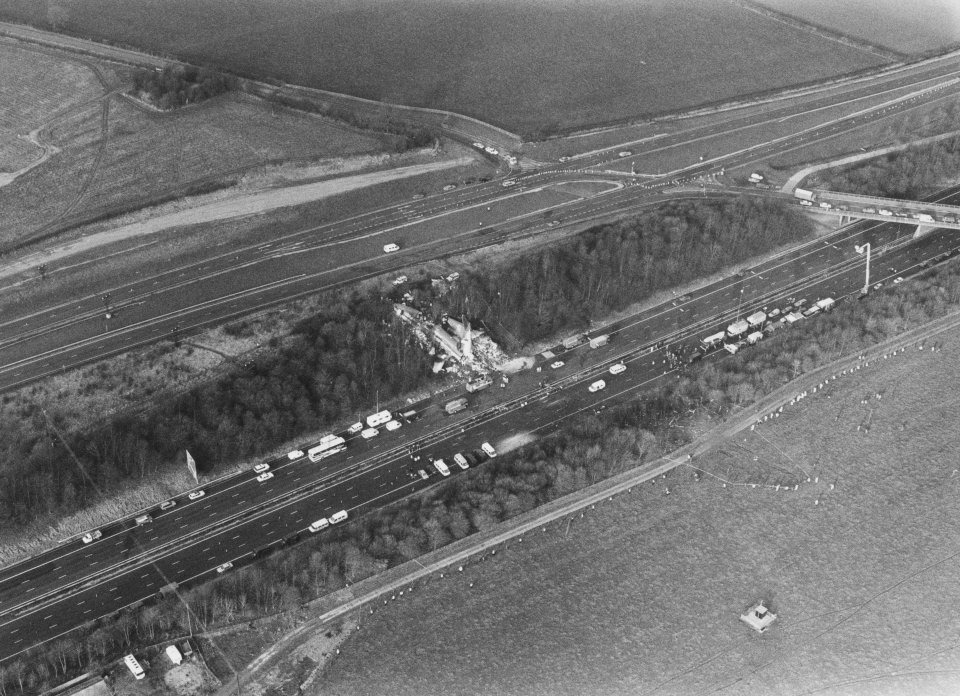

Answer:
[232,493,239,497]
[171,560,179,565]
[43,614,53,620]
[140,573,150,579]
[57,574,67,580]
[231,535,241,540]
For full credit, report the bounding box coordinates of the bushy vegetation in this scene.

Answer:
[11,253,960,694]
[132,65,238,109]
[439,197,813,348]
[813,134,960,199]
[0,294,433,527]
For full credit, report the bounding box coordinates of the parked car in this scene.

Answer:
[361,427,379,439]
[550,361,565,369]
[894,277,905,284]
[453,453,469,470]
[392,275,408,286]
[385,420,402,431]
[417,469,430,480]
[433,459,451,476]
[481,442,498,458]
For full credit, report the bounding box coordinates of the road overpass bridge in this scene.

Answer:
[793,188,960,234]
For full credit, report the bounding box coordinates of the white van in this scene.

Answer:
[124,654,146,680]
[588,379,606,393]
[383,243,400,253]
[308,518,330,533]
[329,510,349,524]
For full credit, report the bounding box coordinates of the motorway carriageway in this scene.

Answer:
[3,196,960,661]
[5,62,960,393]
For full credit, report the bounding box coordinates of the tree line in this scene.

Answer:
[10,250,960,695]
[812,135,960,200]
[0,294,434,528]
[436,197,814,348]
[132,65,238,109]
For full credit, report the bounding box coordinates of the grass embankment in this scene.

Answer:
[321,316,960,695]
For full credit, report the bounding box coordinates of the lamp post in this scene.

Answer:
[854,243,871,294]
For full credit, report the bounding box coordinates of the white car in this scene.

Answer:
[481,442,497,458]
[383,243,400,253]
[417,469,430,480]
[443,184,457,191]
[588,380,606,393]
[347,422,364,434]
[392,275,408,286]
[446,272,460,283]
[160,500,177,511]
[385,420,402,431]
[216,562,233,574]
[894,276,905,284]
[254,463,270,474]
[256,472,274,483]
[329,509,349,524]
[81,530,102,544]
[454,453,469,470]
[434,459,451,477]
[188,490,206,500]
[308,518,330,533]
[550,360,565,370]
[609,363,626,375]
[618,151,632,157]
[361,427,379,439]
[472,142,484,149]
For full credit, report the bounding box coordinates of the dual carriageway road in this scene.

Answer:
[4,193,960,661]
[6,47,960,663]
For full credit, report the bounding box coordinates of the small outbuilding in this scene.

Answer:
[740,601,777,633]
[165,645,183,665]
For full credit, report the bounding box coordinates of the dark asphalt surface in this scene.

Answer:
[3,195,960,661]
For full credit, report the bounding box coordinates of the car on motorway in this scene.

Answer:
[433,459,451,476]
[453,453,469,470]
[442,184,457,191]
[894,277,905,284]
[82,530,102,544]
[383,243,400,253]
[617,151,632,157]
[160,500,177,511]
[558,156,571,162]
[392,275,408,286]
[417,469,430,480]
[609,363,627,375]
[254,463,270,474]
[135,514,153,526]
[385,420,402,431]
[588,379,606,393]
[256,472,274,483]
[550,360,565,369]
[287,449,304,461]
[308,518,330,533]
[216,562,233,574]
[329,509,349,524]
[347,422,364,434]
[481,442,498,458]
[361,427,379,439]
[188,490,206,500]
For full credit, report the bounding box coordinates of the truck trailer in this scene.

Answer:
[794,188,816,202]
[444,398,468,415]
[726,319,750,338]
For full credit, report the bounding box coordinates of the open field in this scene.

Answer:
[0,0,886,134]
[318,323,960,695]
[758,0,960,54]
[0,40,104,173]
[0,93,387,246]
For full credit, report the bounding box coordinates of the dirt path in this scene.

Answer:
[0,156,472,282]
